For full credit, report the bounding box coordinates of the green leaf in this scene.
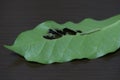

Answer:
[4,15,120,64]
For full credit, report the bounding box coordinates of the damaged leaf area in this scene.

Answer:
[4,15,120,64]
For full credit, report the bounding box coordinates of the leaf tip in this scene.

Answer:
[4,45,12,50]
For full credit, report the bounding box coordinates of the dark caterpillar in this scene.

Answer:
[43,28,82,40]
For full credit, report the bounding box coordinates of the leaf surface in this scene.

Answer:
[5,15,120,64]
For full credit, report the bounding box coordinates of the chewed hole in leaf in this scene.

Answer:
[43,28,82,40]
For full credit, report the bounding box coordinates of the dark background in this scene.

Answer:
[0,0,120,80]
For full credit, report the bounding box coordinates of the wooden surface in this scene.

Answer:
[0,0,120,80]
